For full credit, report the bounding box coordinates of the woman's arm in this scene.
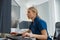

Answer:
[22,29,48,40]
[22,29,47,40]
[32,29,48,40]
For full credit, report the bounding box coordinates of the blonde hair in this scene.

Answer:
[28,7,38,16]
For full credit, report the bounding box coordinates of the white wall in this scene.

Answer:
[48,0,56,36]
[55,0,60,22]
[11,5,20,27]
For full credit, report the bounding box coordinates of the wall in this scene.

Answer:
[11,5,20,28]
[55,0,60,22]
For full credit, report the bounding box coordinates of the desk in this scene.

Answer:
[6,36,36,40]
[0,38,6,40]
[0,37,35,40]
[0,33,36,40]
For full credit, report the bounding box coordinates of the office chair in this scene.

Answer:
[53,22,60,40]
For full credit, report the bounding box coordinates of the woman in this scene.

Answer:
[22,7,52,40]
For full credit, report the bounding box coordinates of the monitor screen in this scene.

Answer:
[0,0,11,33]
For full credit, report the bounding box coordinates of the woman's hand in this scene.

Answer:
[22,32,34,38]
[22,32,30,37]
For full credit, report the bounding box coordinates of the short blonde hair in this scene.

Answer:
[28,7,38,16]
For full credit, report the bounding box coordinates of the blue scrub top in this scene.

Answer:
[29,16,52,40]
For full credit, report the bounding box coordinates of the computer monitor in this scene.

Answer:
[0,0,11,34]
[0,0,20,34]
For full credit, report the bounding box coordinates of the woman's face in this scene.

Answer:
[27,9,35,19]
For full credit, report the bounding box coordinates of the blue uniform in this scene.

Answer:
[29,16,52,40]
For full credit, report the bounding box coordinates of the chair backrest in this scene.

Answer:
[56,22,60,35]
[54,22,60,40]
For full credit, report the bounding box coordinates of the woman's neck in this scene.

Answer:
[31,16,36,22]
